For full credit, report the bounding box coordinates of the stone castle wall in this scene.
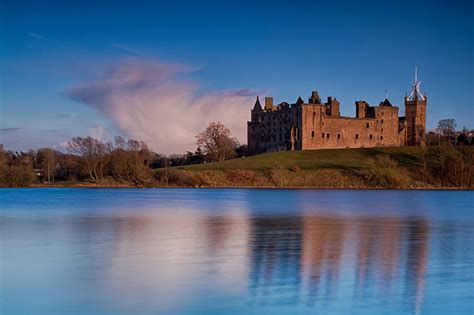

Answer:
[299,103,399,150]
[248,90,426,154]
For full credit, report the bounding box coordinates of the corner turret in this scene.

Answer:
[253,96,263,111]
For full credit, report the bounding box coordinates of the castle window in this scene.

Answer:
[381,119,384,124]
[322,133,325,138]
[355,134,359,139]
[382,112,384,116]
[380,136,383,140]
[337,134,341,139]
[381,128,383,132]
[312,131,315,138]
[366,123,370,128]
[370,134,373,139]
[327,133,330,139]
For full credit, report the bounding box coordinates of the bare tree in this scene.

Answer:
[437,119,457,144]
[68,137,108,182]
[37,148,57,182]
[196,122,239,162]
[109,136,129,182]
[109,137,152,184]
[0,146,7,168]
[127,139,152,184]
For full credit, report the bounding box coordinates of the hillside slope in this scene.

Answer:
[154,146,472,189]
[181,147,422,171]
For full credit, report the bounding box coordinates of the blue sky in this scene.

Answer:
[0,0,473,152]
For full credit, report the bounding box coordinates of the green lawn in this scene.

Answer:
[181,147,423,171]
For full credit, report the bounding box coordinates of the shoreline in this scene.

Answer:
[14,183,473,191]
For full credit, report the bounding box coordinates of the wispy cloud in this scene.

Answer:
[66,58,261,153]
[111,43,142,56]
[0,127,22,134]
[27,32,45,40]
[0,127,59,134]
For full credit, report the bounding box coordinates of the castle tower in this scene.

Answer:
[404,67,427,146]
[248,96,263,154]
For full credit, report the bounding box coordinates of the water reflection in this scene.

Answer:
[301,216,345,306]
[248,217,303,306]
[1,189,473,315]
[245,215,431,312]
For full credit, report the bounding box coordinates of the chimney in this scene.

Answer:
[265,97,273,110]
[309,91,321,104]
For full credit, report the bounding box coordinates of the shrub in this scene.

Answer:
[0,165,37,187]
[267,167,288,187]
[427,145,473,188]
[155,169,208,187]
[364,154,411,188]
[226,169,255,182]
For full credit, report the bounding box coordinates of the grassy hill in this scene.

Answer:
[154,146,472,189]
[180,147,422,171]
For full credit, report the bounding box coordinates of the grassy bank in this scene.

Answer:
[153,146,473,189]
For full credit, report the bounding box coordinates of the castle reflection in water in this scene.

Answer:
[245,215,428,312]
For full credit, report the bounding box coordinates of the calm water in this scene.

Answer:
[0,189,473,315]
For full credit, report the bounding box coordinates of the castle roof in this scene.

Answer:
[296,96,304,105]
[253,96,263,111]
[381,98,393,107]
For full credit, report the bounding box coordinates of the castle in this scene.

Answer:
[247,70,427,153]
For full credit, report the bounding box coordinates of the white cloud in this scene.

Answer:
[66,58,261,153]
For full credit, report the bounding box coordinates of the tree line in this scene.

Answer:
[0,122,245,187]
[427,119,473,146]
